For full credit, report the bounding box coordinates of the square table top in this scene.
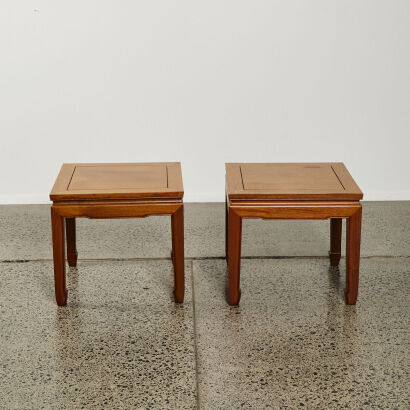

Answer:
[50,162,183,201]
[226,163,363,201]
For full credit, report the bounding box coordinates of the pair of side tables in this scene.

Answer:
[50,162,362,307]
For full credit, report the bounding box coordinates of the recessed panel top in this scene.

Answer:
[68,164,167,191]
[226,163,363,200]
[242,163,343,191]
[50,162,183,201]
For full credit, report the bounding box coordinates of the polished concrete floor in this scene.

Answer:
[0,202,409,409]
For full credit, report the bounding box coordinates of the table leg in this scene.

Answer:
[171,205,184,303]
[346,207,362,304]
[329,218,342,266]
[66,218,78,267]
[51,208,67,306]
[170,214,175,267]
[228,208,242,306]
[225,195,229,263]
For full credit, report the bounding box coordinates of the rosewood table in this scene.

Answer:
[225,163,363,306]
[50,162,184,306]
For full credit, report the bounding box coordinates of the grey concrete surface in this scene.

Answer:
[0,202,409,261]
[0,203,409,408]
[0,260,196,409]
[193,258,409,409]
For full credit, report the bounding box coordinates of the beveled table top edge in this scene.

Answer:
[225,162,363,201]
[50,162,184,201]
[60,161,182,167]
[50,194,184,203]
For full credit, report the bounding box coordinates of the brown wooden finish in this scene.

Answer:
[68,164,167,191]
[227,206,242,306]
[228,201,361,220]
[346,207,362,304]
[225,194,229,262]
[65,218,77,267]
[171,205,184,303]
[50,162,184,305]
[51,207,67,306]
[329,218,342,266]
[226,163,363,200]
[226,162,363,306]
[52,201,181,219]
[50,163,183,201]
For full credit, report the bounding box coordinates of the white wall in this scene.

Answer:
[1,1,409,203]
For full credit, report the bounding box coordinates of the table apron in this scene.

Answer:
[51,202,182,219]
[230,201,361,220]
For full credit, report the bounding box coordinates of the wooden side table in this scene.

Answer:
[225,163,363,306]
[50,162,184,306]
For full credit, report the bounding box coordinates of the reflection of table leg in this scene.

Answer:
[65,218,78,267]
[228,209,242,306]
[171,205,184,303]
[51,208,67,306]
[346,207,362,304]
[329,218,342,266]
